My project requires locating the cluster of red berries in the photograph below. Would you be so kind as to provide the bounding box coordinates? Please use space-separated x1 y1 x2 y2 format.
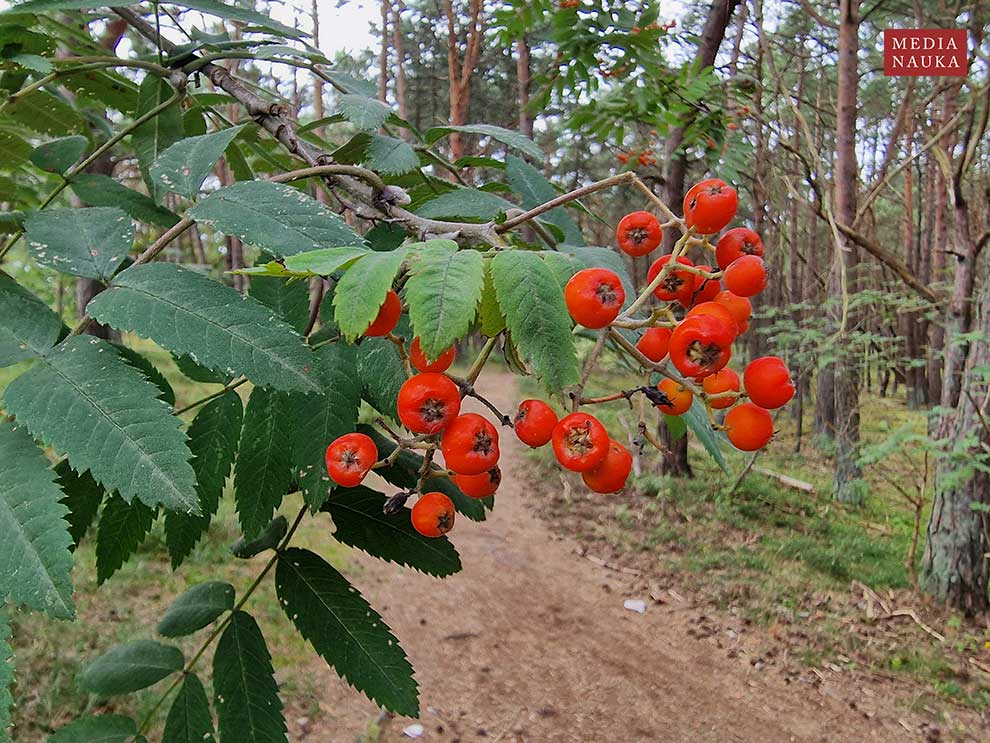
616 150 657 167
562 177 794 453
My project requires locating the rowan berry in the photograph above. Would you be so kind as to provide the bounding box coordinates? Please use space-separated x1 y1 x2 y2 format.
685 301 737 336
411 492 455 537
684 264 721 307
453 466 501 499
441 413 500 475
743 356 795 409
514 399 558 448
724 403 774 451
582 439 633 494
616 211 663 257
551 412 609 472
713 290 752 334
668 314 734 379
409 337 456 373
702 368 740 410
364 289 402 337
723 255 767 298
683 178 738 235
325 432 378 487
636 326 672 362
715 228 764 270
655 377 693 415
397 372 461 434
647 254 695 305
564 268 626 329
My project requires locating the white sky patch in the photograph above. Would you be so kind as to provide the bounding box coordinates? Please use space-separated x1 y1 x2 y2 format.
269 0 379 56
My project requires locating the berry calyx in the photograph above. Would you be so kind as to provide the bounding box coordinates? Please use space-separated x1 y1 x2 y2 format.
582 439 633 494
409 337 456 373
647 254 695 305
616 211 663 257
713 290 752 334
397 372 461 434
440 413 500 475
723 255 767 298
365 290 402 337
551 412 609 472
636 326 672 362
743 356 795 409
684 264 721 307
453 466 501 499
325 432 378 487
724 403 774 451
702 368 740 410
564 268 626 329
683 178 738 235
514 399 558 448
655 378 693 416
715 227 764 270
668 314 734 379
411 492 455 537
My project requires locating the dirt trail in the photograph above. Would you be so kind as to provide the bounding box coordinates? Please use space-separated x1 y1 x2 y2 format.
300 372 916 743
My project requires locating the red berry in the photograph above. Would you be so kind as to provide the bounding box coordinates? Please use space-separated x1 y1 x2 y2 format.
685 301 738 337
702 368 740 410
668 314 734 379
684 264 721 307
409 337 456 373
713 290 752 334
397 372 461 434
453 466 501 499
325 432 378 487
724 403 774 451
551 412 609 472
365 290 402 337
647 254 695 305
715 227 764 270
582 439 633 494
655 378 693 415
743 356 795 409
411 491 455 537
514 399 558 448
616 211 663 257
683 178 738 235
564 268 626 329
636 327 672 362
723 255 767 297
440 413 500 475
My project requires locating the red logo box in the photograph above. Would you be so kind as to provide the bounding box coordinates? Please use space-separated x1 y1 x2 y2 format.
884 29 967 76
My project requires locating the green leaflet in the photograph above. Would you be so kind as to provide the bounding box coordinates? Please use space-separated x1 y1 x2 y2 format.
95 495 155 585
79 640 183 696
23 207 133 281
364 134 419 175
248 273 310 335
68 174 180 229
0 422 74 619
0 270 61 366
150 125 247 198
490 251 579 394
3 336 199 513
157 582 235 638
48 715 139 743
404 241 484 359
275 548 418 716
29 135 87 174
333 248 407 340
477 259 506 337
162 673 216 743
416 188 515 221
6 89 84 136
505 155 584 245
87 263 322 394
54 461 104 549
234 246 369 278
132 76 183 203
355 337 407 421
425 123 543 161
336 93 391 131
213 612 287 743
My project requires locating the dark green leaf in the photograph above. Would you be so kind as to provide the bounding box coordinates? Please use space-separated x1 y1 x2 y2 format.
68 174 180 229
62 69 138 114
683 402 729 473
115 344 175 406
29 135 87 173
48 715 138 743
416 188 515 221
79 640 183 696
163 673 215 743
7 89 83 135
0 421 74 619
24 207 132 281
151 125 247 198
157 582 235 637
491 251 578 394
505 155 583 245
189 181 362 258
404 241 483 359
87 263 322 394
234 388 293 539
132 76 183 202
336 94 391 131
333 249 406 340
231 515 287 558
54 461 104 549
364 134 418 175
173 353 230 384
355 338 406 420
275 548 418 716
0 269 61 365
425 124 542 161
213 612 287 743
166 392 242 568
325 486 461 577
4 336 198 512
662 413 687 441
477 259 505 337
95 495 155 584
0 129 31 166
248 275 310 335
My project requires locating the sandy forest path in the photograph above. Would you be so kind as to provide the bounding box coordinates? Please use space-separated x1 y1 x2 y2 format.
301 371 913 743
